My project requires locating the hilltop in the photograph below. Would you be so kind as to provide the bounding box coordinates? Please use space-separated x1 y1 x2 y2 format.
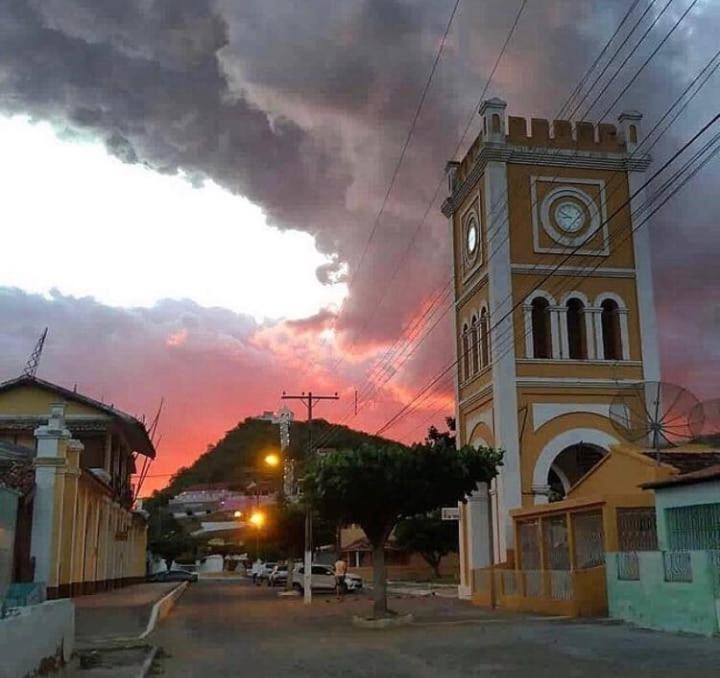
146 416 401 503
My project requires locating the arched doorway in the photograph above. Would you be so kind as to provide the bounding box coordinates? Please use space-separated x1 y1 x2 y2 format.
547 442 607 501
532 429 620 504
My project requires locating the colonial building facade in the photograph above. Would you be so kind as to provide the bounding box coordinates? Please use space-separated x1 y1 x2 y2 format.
442 99 660 597
0 376 154 598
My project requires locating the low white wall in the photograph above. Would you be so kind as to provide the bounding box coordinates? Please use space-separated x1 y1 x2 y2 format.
0 599 74 678
199 555 224 573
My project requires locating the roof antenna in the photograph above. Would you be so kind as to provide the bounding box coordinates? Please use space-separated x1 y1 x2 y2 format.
22 328 48 378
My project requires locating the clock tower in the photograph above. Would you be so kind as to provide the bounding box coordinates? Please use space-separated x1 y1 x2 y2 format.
442 99 659 598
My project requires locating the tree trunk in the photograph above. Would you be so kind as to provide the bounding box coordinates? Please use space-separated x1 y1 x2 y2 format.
285 557 295 591
371 543 387 618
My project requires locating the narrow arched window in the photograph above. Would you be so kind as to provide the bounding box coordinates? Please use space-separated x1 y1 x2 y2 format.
531 298 551 359
480 308 490 367
566 298 586 359
601 299 622 360
461 324 470 381
470 316 479 375
491 113 501 134
629 124 638 144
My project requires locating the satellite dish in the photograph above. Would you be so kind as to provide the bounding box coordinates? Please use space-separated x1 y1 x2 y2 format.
610 381 704 464
689 398 720 442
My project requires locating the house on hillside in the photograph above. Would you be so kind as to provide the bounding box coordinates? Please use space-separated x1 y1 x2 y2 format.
0 375 155 599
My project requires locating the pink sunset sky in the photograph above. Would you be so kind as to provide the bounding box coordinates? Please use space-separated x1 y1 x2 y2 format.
0 1 717 494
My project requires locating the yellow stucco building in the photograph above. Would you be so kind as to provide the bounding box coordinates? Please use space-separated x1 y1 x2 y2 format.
0 376 154 598
442 99 661 598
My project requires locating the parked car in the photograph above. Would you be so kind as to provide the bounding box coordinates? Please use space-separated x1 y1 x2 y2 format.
292 564 362 593
147 568 198 583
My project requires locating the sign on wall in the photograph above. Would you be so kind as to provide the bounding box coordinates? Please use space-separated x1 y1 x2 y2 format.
441 507 460 521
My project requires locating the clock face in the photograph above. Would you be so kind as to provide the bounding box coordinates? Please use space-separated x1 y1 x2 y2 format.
467 219 478 255
554 201 585 232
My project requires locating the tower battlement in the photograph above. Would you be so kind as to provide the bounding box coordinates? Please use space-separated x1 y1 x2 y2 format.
506 116 622 150
449 100 643 189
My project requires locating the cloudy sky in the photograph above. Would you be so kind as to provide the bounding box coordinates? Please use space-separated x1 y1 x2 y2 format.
1 0 718 493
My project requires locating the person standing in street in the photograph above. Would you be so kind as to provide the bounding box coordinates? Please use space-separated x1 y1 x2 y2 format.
251 558 263 585
334 556 347 599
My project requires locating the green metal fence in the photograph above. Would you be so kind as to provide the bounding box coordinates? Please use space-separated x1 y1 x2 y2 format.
665 503 720 551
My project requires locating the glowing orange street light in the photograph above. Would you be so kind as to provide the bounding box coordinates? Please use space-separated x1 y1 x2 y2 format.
264 452 281 468
249 511 265 528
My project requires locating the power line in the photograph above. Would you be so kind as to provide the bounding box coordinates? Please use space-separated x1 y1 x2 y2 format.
375 113 720 436
348 0 462 290
313 0 529 443
327 0 652 434
315 0 696 447
370 0 702 416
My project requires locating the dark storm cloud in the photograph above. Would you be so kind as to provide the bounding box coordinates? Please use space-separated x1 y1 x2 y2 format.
0 0 349 231
0 0 718 406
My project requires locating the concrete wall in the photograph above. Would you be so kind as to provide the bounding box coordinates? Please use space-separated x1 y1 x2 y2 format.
0 487 19 597
0 599 74 678
607 550 720 636
654 481 720 550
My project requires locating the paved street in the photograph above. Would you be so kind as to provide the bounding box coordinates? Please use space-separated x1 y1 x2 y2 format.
149 580 720 677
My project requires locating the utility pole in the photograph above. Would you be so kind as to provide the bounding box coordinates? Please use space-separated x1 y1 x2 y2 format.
281 390 339 604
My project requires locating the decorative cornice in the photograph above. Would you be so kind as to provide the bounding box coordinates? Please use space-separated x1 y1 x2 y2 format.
456 270 489 309
442 142 651 217
511 264 636 279
458 382 494 408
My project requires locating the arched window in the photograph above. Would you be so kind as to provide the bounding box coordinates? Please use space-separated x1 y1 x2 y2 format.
470 316 479 375
566 298 587 359
629 124 638 144
531 298 551 359
461 324 470 381
480 307 490 368
491 113 501 134
601 299 622 360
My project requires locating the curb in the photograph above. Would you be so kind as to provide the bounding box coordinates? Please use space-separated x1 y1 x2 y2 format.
136 645 159 678
138 582 189 640
353 613 414 629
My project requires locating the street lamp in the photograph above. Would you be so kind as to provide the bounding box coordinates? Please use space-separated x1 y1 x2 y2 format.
264 452 281 468
233 510 243 519
249 510 265 560
249 510 265 528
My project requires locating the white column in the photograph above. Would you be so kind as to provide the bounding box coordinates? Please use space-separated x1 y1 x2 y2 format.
523 305 533 358
627 170 660 380
619 309 631 360
550 307 562 359
462 486 492 597
584 309 596 359
485 160 520 560
555 306 568 359
592 307 605 359
531 483 551 505
457 502 469 598
31 404 72 589
448 212 463 443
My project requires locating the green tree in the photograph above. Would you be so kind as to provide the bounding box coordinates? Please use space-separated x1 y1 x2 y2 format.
394 510 458 579
304 438 502 618
148 512 197 570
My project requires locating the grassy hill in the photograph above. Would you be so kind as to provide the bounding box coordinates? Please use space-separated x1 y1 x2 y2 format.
146 416 399 505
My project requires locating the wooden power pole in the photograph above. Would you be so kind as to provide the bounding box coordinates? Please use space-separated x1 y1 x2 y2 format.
281 390 339 604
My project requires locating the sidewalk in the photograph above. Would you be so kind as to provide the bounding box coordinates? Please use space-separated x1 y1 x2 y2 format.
74 582 179 648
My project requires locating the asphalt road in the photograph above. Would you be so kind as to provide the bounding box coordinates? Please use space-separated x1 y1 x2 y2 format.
150 579 720 677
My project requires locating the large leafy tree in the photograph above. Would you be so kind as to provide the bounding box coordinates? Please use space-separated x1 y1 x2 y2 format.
394 510 458 579
148 512 197 570
304 437 502 618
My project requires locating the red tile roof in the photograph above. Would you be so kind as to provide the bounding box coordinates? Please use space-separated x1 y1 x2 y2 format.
642 464 720 490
